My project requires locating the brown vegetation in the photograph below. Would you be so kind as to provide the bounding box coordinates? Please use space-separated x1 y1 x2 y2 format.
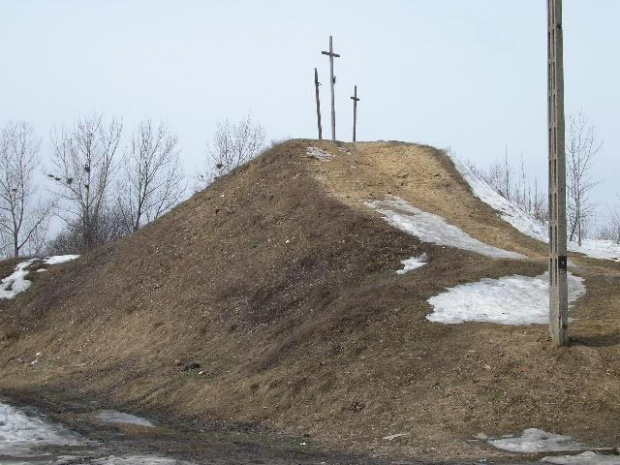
1 141 620 462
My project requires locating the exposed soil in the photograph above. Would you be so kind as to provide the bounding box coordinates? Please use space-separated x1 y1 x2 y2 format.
1 140 620 463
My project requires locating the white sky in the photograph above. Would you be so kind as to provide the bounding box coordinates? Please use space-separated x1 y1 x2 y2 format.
1 1 619 224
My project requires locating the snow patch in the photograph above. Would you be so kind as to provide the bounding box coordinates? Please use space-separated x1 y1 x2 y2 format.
0 402 83 456
0 260 35 299
542 451 620 464
452 157 620 262
489 428 583 453
43 254 80 265
0 255 80 300
397 254 427 274
73 455 192 464
427 272 586 325
306 146 334 161
97 410 155 428
367 197 525 260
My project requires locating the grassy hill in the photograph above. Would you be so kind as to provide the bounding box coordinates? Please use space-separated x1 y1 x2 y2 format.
1 140 620 461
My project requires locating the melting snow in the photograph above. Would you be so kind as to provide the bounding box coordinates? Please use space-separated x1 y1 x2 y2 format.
97 410 155 428
367 197 526 260
43 255 80 265
489 428 583 453
427 272 586 325
306 146 334 161
452 157 620 262
383 433 409 441
542 451 620 464
396 254 427 274
0 255 80 300
0 259 36 299
71 456 192 464
0 402 83 456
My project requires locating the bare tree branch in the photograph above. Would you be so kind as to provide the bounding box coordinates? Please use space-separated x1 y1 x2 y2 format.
200 115 265 186
117 119 186 233
0 121 54 257
49 115 122 251
567 111 602 246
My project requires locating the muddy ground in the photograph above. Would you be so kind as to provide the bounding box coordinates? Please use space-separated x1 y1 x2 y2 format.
1 390 539 465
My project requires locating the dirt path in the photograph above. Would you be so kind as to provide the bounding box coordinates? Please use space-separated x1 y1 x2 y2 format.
2 391 387 465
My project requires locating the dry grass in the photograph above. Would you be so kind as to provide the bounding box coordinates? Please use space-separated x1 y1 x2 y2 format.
0 140 620 462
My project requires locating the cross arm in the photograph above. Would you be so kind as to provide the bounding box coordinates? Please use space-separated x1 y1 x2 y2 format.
321 51 341 58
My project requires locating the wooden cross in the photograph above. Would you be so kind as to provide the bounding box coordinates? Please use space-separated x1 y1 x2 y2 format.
314 68 323 140
350 85 360 142
321 35 340 141
548 0 568 345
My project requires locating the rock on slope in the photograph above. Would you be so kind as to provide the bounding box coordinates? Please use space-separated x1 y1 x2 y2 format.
1 140 620 462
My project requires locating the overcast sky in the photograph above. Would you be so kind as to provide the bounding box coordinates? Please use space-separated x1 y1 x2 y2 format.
1 1 619 224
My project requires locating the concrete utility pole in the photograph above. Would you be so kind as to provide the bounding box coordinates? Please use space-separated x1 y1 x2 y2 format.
321 36 340 141
350 85 360 142
314 68 323 140
548 0 569 345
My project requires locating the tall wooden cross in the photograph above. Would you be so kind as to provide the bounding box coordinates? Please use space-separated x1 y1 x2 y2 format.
350 85 360 142
548 0 569 345
314 68 323 140
321 36 340 141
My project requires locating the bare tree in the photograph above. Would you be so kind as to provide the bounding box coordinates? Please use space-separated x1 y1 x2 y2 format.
205 115 265 182
46 206 126 255
0 122 54 258
465 153 547 222
596 196 620 244
567 112 602 246
117 120 185 233
50 115 122 252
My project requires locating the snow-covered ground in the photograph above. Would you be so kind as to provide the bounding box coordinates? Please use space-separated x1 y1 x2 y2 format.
367 197 526 260
0 259 36 299
56 456 192 464
306 146 334 161
427 271 586 325
0 402 192 464
452 157 620 262
542 451 620 464
43 255 80 266
489 428 583 453
0 255 79 300
0 402 84 456
97 410 155 428
396 253 427 274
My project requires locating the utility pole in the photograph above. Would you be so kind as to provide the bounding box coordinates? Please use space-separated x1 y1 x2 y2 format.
321 36 340 141
350 85 360 142
548 0 569 345
314 68 323 140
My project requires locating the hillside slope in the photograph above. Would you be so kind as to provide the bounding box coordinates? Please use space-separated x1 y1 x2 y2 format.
1 140 620 461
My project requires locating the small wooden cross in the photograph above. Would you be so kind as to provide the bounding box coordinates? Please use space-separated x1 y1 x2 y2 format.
314 68 323 140
321 36 340 141
350 85 360 142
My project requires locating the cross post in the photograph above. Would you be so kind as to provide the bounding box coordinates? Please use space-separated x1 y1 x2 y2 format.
350 85 360 142
321 35 340 141
314 68 323 140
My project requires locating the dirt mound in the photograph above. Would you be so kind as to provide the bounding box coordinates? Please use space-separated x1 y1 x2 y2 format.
1 140 620 462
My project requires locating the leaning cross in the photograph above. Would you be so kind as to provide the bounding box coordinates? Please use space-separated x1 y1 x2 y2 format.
321 36 340 141
314 68 323 140
350 85 360 142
